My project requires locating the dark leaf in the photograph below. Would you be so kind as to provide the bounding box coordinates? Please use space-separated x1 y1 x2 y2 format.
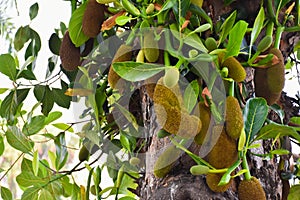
29 3 39 20
49 33 61 55
52 88 71 109
14 25 31 51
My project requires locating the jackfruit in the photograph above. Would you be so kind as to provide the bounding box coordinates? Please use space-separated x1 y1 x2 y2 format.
129 157 140 166
79 145 90 162
163 68 180 88
82 0 105 38
206 173 232 193
59 31 81 71
143 30 159 63
222 56 246 82
225 96 243 140
153 145 182 178
146 3 155 14
190 165 210 175
205 37 218 52
238 177 266 200
81 38 94 57
108 44 132 89
194 102 211 145
207 126 238 169
136 49 144 62
267 48 285 93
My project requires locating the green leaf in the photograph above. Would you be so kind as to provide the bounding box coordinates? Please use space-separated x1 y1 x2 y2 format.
29 3 39 20
68 1 89 47
21 158 34 173
256 123 300 142
33 85 46 101
16 171 46 187
288 184 300 200
52 123 74 132
52 88 71 108
115 16 132 26
32 150 39 176
1 186 13 200
6 126 34 153
0 88 8 94
113 61 167 82
18 69 37 80
41 86 54 116
44 111 62 125
120 131 136 152
219 11 236 44
290 117 300 131
14 25 31 51
0 54 17 80
184 80 199 113
49 33 61 55
270 149 290 155
243 97 268 143
225 20 248 58
25 28 41 58
119 197 136 200
0 136 4 156
54 132 69 170
21 187 39 200
249 6 265 56
23 115 46 136
39 188 54 200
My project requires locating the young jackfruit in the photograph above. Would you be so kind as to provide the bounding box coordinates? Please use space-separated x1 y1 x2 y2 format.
221 56 246 82
108 44 132 89
205 37 218 52
143 30 159 63
206 173 232 193
153 145 182 178
59 31 81 71
79 145 90 162
163 68 180 88
194 102 211 145
82 0 105 38
238 177 266 200
225 96 243 140
207 126 238 169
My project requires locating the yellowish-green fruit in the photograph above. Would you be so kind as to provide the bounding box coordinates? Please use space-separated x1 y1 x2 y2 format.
205 37 218 52
222 56 246 82
225 96 243 140
190 165 210 175
206 173 232 193
238 177 266 200
267 48 285 93
207 126 238 169
82 0 105 38
79 145 90 162
143 30 159 63
194 102 211 145
129 157 141 166
136 49 144 62
59 31 81 71
163 68 180 88
146 3 155 14
153 145 182 178
108 44 132 89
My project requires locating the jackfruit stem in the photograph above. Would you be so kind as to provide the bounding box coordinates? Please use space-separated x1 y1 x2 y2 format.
228 81 235 97
242 155 251 180
266 22 274 38
248 51 260 65
175 57 185 69
274 26 284 49
164 51 170 66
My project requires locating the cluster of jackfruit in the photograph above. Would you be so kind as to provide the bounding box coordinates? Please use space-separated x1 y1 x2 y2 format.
107 44 132 89
238 177 266 200
82 0 105 38
59 31 81 71
218 53 246 82
254 48 285 105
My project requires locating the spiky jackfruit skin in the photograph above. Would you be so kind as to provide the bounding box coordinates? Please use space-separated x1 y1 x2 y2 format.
222 56 246 82
238 177 266 200
207 126 238 169
267 48 285 93
153 79 202 138
225 96 243 140
194 102 211 145
153 145 182 178
206 173 232 193
108 45 132 89
82 0 105 38
254 48 284 105
143 30 159 63
59 31 81 71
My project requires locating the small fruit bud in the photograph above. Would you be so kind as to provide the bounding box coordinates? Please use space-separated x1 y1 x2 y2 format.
205 37 218 52
129 157 141 166
163 68 180 88
146 3 155 14
190 165 210 175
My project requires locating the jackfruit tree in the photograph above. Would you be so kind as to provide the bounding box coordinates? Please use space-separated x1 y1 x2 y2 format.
0 0 300 199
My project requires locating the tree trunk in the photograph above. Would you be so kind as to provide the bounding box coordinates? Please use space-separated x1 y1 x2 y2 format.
134 1 300 199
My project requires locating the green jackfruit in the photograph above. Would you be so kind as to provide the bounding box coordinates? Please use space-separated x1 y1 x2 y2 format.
82 0 105 38
205 37 218 52
207 126 238 169
163 68 180 88
79 145 90 162
238 177 266 200
206 173 232 193
59 31 81 71
108 44 132 89
225 96 243 140
143 30 159 63
153 145 182 178
267 48 285 93
194 102 211 145
222 56 246 82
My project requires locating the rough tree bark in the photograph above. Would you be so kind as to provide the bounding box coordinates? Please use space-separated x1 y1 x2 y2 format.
135 0 300 199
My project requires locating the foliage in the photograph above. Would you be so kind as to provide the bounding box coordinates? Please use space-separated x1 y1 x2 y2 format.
0 0 300 199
